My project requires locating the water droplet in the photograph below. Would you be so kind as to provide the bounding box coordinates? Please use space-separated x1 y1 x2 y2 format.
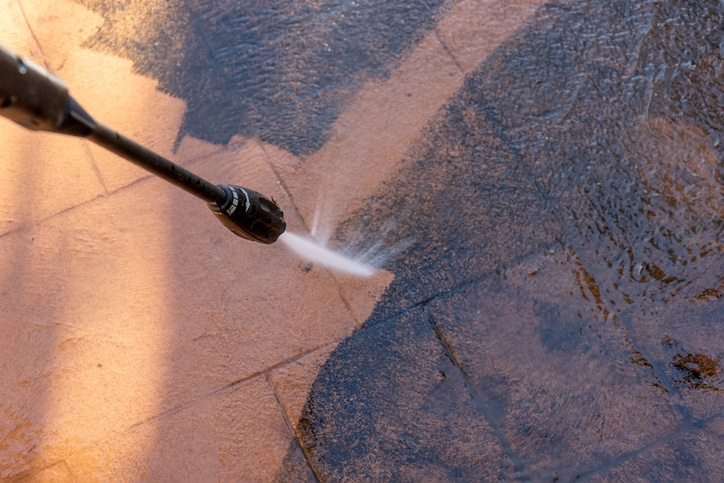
16 58 28 74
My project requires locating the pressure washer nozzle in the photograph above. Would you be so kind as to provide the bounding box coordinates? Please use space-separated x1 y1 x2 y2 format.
208 184 286 244
0 44 285 245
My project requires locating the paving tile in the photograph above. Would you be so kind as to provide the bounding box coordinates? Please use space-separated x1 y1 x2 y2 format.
260 0 553 242
0 140 360 478
335 82 562 319
437 0 723 451
268 345 338 435
454 0 724 452
297 306 515 481
0 174 176 478
335 268 396 327
621 295 724 422
467 1 657 257
281 0 724 479
140 377 296 482
2 0 220 232
586 416 724 482
0 2 106 235
263 28 465 237
15 0 104 71
273 441 318 483
471 1 722 312
5 0 722 479
427 248 683 480
0 121 106 236
74 0 449 156
38 376 296 481
19 0 215 193
157 144 367 403
1 0 42 56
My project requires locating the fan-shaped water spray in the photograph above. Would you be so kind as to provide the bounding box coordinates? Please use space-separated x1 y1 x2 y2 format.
279 232 377 277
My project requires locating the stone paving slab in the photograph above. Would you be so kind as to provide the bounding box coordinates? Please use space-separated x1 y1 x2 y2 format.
0 0 105 236
298 305 515 481
428 248 684 480
34 376 295 481
0 120 105 236
294 0 723 479
2 0 722 480
1 0 399 479
0 135 384 478
587 417 724 482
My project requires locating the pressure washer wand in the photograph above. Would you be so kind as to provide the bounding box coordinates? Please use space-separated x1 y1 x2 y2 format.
0 45 285 244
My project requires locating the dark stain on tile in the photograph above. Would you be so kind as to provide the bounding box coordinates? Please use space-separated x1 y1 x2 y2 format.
672 353 722 391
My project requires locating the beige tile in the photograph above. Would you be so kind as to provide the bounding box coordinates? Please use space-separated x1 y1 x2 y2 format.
0 140 361 478
19 0 195 193
155 142 364 408
0 0 551 479
0 2 106 235
0 177 176 478
0 121 106 236
37 376 295 481
264 30 465 233
269 345 338 432
277 0 549 231
1 0 42 57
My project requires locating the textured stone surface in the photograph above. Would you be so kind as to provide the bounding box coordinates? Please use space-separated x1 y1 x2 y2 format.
1 0 722 480
296 0 723 479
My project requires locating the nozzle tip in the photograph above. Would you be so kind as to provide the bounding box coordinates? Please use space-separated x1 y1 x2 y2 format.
208 184 286 244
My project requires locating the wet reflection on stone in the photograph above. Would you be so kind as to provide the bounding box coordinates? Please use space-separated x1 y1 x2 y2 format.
623 117 723 294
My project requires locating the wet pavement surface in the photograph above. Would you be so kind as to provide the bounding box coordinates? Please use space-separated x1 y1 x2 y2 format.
294 1 724 479
77 0 446 155
1 0 723 481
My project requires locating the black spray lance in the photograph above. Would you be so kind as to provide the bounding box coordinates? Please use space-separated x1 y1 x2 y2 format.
0 45 286 244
